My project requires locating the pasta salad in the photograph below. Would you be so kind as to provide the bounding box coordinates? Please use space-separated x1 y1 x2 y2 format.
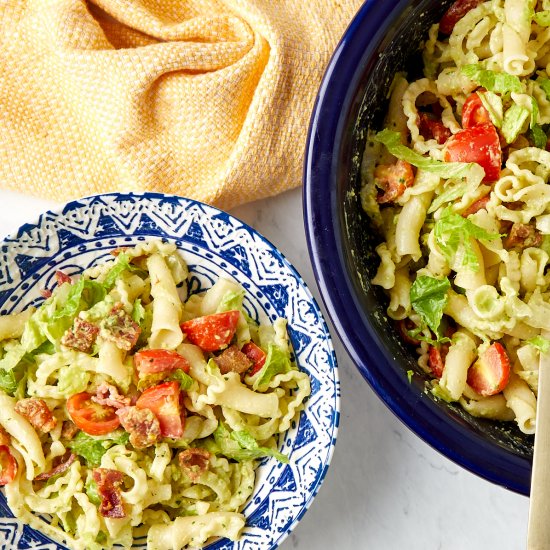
0 240 310 549
362 0 550 435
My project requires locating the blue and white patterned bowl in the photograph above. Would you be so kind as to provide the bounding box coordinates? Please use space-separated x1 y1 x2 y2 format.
0 192 339 549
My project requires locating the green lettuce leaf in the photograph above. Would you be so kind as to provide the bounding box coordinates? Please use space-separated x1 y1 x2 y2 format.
131 298 145 324
478 90 503 127
210 422 288 463
252 344 291 390
538 77 550 101
53 277 106 321
84 478 101 505
410 276 450 337
433 207 501 271
461 65 522 94
102 253 139 291
169 369 196 391
530 97 547 149
502 103 530 144
374 130 476 179
534 10 550 25
67 431 129 466
216 289 245 313
428 182 467 213
527 336 550 354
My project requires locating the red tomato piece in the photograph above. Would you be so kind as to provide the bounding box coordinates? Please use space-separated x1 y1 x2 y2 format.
467 343 511 397
461 195 490 217
439 0 485 34
66 392 121 436
443 124 502 182
418 112 452 144
374 159 415 204
134 349 190 376
181 311 241 352
0 446 17 485
241 342 267 375
461 92 491 128
136 381 183 439
428 346 445 379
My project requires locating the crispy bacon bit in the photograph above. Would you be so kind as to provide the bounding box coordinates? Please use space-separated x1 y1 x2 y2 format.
55 271 72 286
0 426 10 446
101 304 141 351
40 289 53 299
34 452 76 481
116 406 160 449
418 112 452 144
92 468 125 518
61 317 100 353
178 448 211 482
61 420 79 440
503 223 542 250
14 398 57 433
374 160 415 204
461 195 490 217
214 345 252 375
428 345 447 378
396 319 421 346
92 383 131 410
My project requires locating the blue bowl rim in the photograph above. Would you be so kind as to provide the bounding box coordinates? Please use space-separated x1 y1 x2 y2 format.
303 0 532 496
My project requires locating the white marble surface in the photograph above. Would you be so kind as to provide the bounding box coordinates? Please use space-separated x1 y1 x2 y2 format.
0 187 529 549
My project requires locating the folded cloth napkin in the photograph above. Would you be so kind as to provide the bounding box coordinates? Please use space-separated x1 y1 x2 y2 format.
0 0 363 209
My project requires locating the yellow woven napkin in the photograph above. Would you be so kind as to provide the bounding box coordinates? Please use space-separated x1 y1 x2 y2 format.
0 0 363 209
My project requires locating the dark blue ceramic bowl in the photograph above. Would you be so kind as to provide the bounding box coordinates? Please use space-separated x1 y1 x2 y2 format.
303 0 532 495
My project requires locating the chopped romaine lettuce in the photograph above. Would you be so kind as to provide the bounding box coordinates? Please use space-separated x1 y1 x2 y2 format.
216 289 245 313
57 364 90 396
374 130 476 180
534 10 550 26
527 336 550 354
252 344 291 390
410 276 450 337
433 207 501 271
502 103 530 144
67 431 129 466
461 65 522 94
209 422 288 463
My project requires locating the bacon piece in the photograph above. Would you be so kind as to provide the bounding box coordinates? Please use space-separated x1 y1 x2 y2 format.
116 406 161 449
61 420 79 440
56 271 72 286
503 223 542 250
92 468 125 518
14 398 57 433
34 452 76 481
396 319 421 346
110 247 129 257
61 317 100 353
92 383 131 410
0 426 10 446
418 112 451 144
214 345 252 375
439 0 485 35
101 304 141 351
461 195 490 217
178 448 211 482
40 289 53 299
374 160 415 204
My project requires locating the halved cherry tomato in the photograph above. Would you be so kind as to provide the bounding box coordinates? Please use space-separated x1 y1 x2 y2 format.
181 311 241 352
241 342 267 375
461 92 491 128
443 124 502 182
66 392 121 436
439 0 485 35
136 381 183 438
418 112 452 144
134 349 190 376
466 342 511 396
374 159 415 204
0 446 17 485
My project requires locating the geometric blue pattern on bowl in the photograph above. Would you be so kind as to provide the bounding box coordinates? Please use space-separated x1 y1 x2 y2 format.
0 192 339 549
